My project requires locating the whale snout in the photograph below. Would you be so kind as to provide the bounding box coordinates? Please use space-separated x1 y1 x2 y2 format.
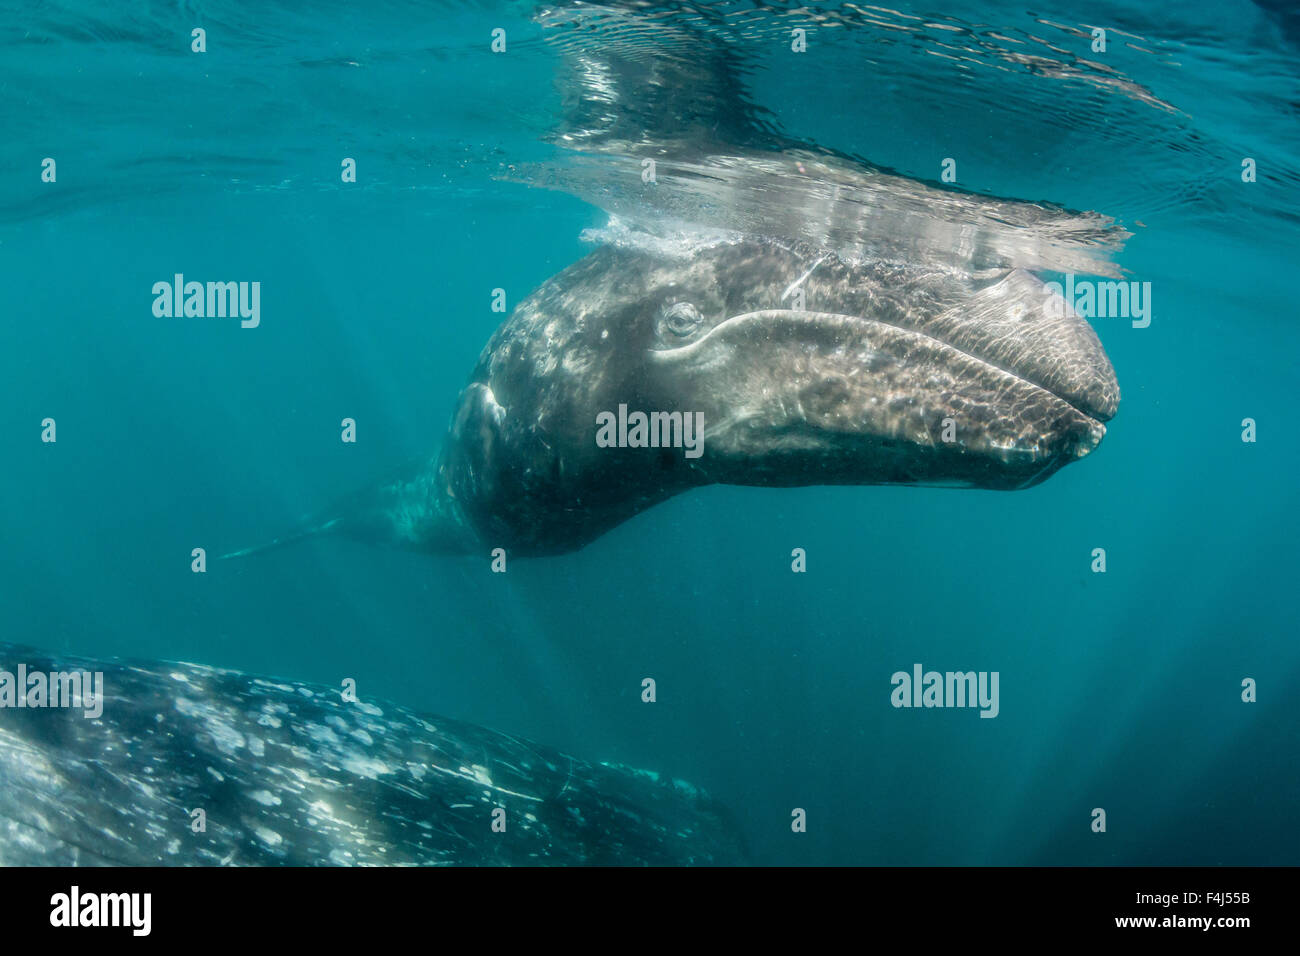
648 271 1118 490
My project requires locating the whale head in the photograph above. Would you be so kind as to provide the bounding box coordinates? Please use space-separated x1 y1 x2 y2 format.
438 238 1119 555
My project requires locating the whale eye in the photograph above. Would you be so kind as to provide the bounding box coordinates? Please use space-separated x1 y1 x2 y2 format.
661 301 704 337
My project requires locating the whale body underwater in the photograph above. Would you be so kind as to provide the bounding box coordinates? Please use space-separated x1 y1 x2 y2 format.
226 236 1121 561
0 644 746 865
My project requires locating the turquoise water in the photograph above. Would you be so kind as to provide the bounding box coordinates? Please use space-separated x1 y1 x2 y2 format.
2 0 1297 865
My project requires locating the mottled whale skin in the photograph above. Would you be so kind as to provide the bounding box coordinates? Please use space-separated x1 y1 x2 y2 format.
0 644 746 866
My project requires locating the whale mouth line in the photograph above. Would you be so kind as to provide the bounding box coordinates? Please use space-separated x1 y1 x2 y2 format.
649 307 1110 430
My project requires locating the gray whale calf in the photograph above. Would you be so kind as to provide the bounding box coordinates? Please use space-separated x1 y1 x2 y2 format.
0 644 746 865
228 239 1120 559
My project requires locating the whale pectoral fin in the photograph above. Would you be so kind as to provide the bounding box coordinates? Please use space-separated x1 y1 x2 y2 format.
217 517 340 560
222 444 484 561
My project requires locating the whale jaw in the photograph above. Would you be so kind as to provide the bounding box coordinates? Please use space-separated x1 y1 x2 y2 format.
648 297 1115 492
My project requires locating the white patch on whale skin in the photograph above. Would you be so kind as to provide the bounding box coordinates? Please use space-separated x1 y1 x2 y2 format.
306 723 342 747
252 826 283 847
257 701 287 728
479 386 506 428
252 679 296 693
134 780 158 801
249 789 281 807
0 731 62 788
205 720 245 754
174 696 246 754
341 755 393 779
